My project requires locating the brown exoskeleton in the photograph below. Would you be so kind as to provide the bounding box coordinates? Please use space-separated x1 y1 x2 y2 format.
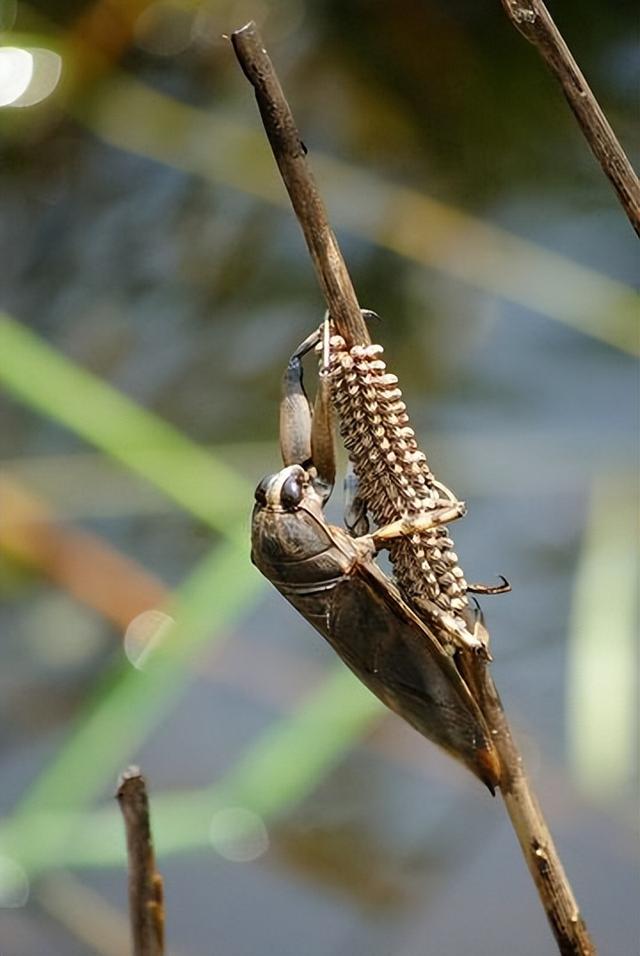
251 318 502 791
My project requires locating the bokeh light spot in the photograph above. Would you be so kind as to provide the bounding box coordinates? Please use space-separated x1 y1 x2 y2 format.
0 46 62 108
209 807 269 863
124 609 175 670
0 47 33 106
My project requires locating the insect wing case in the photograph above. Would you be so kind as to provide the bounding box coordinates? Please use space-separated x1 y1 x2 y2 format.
251 502 500 790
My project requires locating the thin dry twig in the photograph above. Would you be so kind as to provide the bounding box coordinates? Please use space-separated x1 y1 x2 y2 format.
460 656 596 956
116 767 165 956
500 0 640 237
231 21 597 956
231 24 370 348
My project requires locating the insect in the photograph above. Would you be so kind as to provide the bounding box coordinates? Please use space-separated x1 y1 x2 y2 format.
251 316 503 791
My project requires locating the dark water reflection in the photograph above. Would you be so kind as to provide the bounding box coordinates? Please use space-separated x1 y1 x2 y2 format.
1 2 638 954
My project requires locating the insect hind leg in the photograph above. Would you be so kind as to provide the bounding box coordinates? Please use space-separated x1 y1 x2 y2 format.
467 575 511 595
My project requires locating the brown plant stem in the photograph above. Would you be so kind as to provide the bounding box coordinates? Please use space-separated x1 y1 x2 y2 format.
231 21 597 956
500 0 640 237
231 23 370 348
116 767 165 956
460 655 596 955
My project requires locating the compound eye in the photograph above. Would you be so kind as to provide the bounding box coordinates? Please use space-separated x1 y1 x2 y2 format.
254 475 272 506
280 472 304 510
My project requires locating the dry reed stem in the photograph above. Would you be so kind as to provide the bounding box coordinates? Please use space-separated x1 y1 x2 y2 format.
231 21 597 955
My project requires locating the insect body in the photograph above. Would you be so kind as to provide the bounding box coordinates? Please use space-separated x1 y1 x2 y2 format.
252 465 500 790
251 324 502 791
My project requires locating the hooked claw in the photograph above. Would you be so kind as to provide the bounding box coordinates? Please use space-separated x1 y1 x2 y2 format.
279 308 384 503
280 318 335 502
280 355 313 470
467 574 511 596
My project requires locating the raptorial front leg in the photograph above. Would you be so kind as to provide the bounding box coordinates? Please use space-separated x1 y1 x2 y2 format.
279 323 324 468
281 308 380 497
312 307 382 502
279 354 313 468
309 318 336 500
279 319 335 501
344 462 369 537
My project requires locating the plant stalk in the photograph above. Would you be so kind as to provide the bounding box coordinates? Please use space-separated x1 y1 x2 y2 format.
230 21 597 955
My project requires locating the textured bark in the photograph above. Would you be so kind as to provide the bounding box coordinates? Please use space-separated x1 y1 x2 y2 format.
501 0 640 236
117 768 164 956
231 22 371 347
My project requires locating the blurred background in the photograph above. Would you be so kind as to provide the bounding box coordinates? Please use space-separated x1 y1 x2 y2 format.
0 1 638 954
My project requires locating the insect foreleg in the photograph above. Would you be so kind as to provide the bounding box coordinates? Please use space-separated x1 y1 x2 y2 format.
279 319 328 468
280 318 336 500
280 354 313 468
281 308 382 492
310 369 335 500
344 462 369 537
